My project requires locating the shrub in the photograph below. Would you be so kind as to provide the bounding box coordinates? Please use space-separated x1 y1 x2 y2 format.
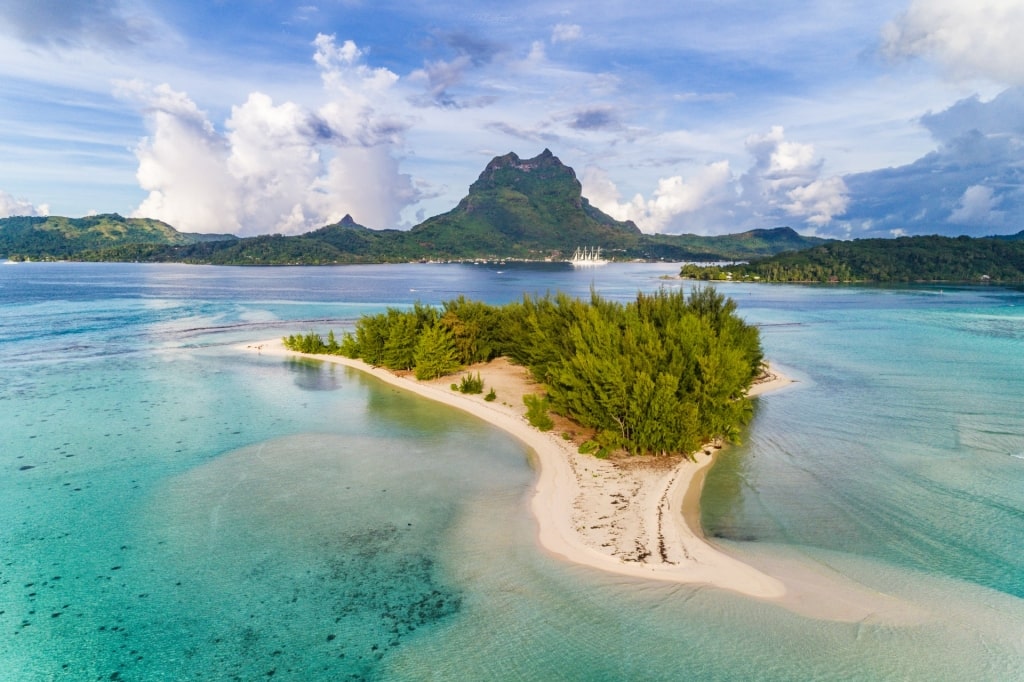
458 372 484 394
484 388 497 402
523 394 554 431
283 331 327 354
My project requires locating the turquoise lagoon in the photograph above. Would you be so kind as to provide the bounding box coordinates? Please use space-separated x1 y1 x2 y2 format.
2 262 1023 680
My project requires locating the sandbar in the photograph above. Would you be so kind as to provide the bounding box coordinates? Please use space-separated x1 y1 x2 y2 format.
252 341 928 622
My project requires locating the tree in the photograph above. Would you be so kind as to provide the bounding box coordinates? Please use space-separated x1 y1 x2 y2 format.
382 311 420 370
413 324 461 380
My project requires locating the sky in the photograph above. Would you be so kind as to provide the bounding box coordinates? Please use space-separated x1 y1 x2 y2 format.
1 0 1022 239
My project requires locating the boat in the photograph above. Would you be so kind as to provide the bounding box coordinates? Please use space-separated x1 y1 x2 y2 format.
569 246 608 267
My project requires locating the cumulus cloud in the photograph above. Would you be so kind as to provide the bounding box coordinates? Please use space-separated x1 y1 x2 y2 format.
838 87 1024 237
740 126 848 227
882 0 1024 85
949 185 1003 225
119 35 418 235
0 0 158 50
583 127 847 234
116 81 240 233
0 190 49 218
783 177 850 226
584 162 736 233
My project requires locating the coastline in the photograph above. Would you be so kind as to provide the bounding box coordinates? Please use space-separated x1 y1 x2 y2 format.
257 340 789 598
252 341 930 622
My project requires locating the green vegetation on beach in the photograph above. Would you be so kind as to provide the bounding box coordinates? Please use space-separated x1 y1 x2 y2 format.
284 287 762 458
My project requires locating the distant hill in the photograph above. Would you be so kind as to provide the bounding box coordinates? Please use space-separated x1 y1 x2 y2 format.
682 234 1024 283
0 214 235 261
1 151 830 264
636 226 827 261
992 229 1024 242
129 215 403 265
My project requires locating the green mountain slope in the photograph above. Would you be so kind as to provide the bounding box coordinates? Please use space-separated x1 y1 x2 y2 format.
124 215 398 265
637 226 827 261
0 214 235 260
407 149 641 259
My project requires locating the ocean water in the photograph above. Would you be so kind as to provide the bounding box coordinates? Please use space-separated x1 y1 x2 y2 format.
2 262 1023 681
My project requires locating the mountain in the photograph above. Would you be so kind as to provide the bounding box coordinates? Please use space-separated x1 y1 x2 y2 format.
407 149 641 259
1 152 829 264
0 213 235 260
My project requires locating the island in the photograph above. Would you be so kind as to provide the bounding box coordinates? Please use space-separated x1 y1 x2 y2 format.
680 233 1024 283
1 150 825 264
266 287 932 623
275 287 789 592
268 284 778 593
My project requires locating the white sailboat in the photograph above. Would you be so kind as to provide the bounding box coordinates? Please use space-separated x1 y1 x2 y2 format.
569 246 608 267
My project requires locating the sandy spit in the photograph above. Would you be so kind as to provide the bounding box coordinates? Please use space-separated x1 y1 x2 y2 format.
249 341 929 622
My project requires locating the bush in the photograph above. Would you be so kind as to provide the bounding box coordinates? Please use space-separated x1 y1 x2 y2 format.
523 394 554 431
283 331 327 354
484 388 497 402
458 372 484 394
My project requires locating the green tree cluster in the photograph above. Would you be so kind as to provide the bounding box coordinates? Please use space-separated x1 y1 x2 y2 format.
501 287 761 456
283 286 762 457
282 331 334 354
681 235 1024 283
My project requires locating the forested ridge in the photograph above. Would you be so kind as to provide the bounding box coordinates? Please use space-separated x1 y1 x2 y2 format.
680 233 1024 283
284 287 763 458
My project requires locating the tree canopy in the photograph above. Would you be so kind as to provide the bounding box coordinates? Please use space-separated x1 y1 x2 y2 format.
284 287 762 457
681 234 1024 283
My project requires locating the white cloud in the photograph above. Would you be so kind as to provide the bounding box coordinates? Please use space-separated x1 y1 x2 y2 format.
584 161 735 233
837 87 1024 237
583 126 848 234
0 189 49 218
783 177 849 226
949 184 1002 225
118 81 241 234
744 126 820 190
551 23 582 44
118 35 417 235
883 0 1024 85
739 126 847 229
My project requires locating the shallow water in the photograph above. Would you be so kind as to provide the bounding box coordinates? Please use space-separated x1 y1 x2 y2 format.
2 263 1023 680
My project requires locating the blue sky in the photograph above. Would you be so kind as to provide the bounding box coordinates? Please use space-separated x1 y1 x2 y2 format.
0 0 1021 238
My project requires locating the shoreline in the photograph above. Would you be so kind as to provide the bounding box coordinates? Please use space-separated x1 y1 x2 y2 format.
251 341 930 622
258 340 788 598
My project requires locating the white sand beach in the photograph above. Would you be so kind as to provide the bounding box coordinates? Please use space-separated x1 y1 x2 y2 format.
253 341 927 623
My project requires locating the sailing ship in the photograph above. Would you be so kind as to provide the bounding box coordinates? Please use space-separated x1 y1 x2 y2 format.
569 246 608 267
